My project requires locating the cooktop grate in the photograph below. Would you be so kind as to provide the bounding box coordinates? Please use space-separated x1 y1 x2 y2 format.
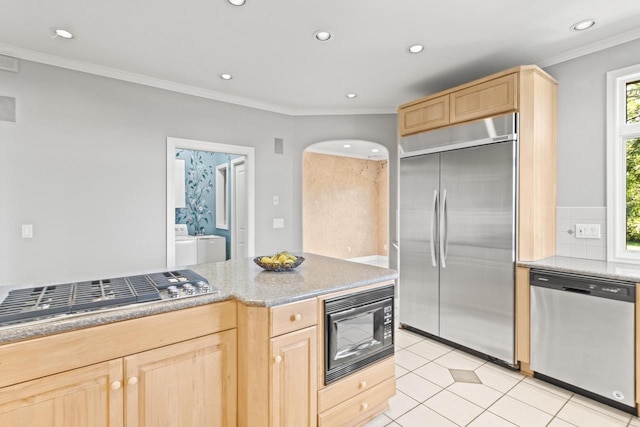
71 278 138 312
0 269 209 326
0 284 74 325
148 270 209 290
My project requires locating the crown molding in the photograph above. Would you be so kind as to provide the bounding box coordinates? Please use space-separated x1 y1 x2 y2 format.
0 42 396 117
536 27 640 68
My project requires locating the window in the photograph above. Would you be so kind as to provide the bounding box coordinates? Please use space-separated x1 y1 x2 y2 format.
607 64 640 263
216 164 229 229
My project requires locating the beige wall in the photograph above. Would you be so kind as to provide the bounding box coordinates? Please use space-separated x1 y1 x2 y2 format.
303 152 388 259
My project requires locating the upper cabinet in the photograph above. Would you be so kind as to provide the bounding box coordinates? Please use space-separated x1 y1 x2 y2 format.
449 73 517 124
398 94 449 135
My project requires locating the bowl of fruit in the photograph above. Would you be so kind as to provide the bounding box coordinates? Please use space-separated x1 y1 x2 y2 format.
254 252 305 272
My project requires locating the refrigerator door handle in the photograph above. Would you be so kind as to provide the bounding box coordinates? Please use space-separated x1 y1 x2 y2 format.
430 190 438 267
440 189 448 268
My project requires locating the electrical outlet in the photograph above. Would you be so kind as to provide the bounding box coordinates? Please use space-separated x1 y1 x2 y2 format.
273 218 284 228
575 223 601 239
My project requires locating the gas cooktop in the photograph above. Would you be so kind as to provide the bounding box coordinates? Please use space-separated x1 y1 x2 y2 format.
0 269 217 327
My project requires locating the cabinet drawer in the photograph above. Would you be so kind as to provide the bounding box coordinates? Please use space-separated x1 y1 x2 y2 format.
270 299 317 337
318 377 396 427
318 357 394 413
450 73 517 124
399 94 450 136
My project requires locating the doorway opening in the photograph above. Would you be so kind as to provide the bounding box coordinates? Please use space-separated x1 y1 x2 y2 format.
302 140 389 268
166 137 255 268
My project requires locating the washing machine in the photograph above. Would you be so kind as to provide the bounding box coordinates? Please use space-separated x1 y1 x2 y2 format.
174 224 197 266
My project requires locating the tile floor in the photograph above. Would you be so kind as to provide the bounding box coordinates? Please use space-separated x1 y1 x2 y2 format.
364 327 640 427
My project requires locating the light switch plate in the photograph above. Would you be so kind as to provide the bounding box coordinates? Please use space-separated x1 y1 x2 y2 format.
273 218 284 228
22 224 33 239
273 196 279 205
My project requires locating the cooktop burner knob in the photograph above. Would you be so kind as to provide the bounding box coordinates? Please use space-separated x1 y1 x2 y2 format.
196 281 210 292
183 283 195 295
167 285 179 298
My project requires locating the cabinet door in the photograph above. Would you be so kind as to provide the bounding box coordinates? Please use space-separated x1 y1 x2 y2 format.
0 359 123 427
399 94 450 136
124 330 237 427
450 73 517 124
270 326 317 427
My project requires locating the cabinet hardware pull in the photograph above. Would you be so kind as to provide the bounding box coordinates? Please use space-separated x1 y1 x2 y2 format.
274 355 282 363
291 313 302 321
360 402 368 411
110 381 122 390
128 377 138 386
359 381 367 389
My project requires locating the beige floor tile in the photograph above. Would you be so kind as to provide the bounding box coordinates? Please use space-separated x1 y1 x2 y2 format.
384 390 419 420
387 423 401 427
394 349 429 371
405 340 452 360
396 372 442 403
568 394 633 423
447 382 503 409
488 395 553 427
395 405 457 427
630 416 640 427
507 381 569 415
395 363 409 379
547 418 577 426
521 376 572 399
451 349 486 366
395 330 423 349
363 412 393 427
467 411 517 426
396 328 426 341
413 362 455 388
556 401 629 427
424 390 484 426
433 350 484 370
474 365 521 393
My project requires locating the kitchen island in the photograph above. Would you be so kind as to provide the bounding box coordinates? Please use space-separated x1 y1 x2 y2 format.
0 253 398 426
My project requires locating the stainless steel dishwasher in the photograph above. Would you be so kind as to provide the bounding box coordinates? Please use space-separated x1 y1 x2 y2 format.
530 269 636 413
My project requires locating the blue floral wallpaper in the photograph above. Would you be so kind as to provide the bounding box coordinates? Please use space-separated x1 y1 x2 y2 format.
175 149 240 259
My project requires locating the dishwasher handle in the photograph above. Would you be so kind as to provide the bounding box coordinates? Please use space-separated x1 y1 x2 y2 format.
562 287 591 295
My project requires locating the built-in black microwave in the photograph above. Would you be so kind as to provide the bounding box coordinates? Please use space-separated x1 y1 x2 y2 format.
324 285 394 384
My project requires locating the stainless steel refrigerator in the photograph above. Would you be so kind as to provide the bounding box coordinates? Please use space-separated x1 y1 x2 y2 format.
399 114 517 365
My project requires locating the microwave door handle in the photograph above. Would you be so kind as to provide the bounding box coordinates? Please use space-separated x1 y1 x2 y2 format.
440 189 447 269
430 190 438 267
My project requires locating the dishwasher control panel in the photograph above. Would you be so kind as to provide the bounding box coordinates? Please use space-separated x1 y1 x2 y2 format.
530 270 636 302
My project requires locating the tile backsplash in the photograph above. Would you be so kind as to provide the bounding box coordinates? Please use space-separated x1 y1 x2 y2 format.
556 207 606 261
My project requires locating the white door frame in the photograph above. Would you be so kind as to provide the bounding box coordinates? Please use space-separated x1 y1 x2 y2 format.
166 137 255 268
230 156 246 259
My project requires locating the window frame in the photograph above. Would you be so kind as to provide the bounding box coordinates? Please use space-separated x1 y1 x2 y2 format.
215 163 229 230
606 64 640 263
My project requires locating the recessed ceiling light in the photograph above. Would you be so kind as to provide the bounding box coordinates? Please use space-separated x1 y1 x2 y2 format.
314 31 332 41
220 73 233 80
372 149 380 153
51 28 74 39
227 0 246 5
571 19 596 31
346 93 357 99
343 144 352 148
408 44 424 54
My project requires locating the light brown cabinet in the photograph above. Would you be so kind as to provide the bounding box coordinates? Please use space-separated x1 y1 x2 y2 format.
398 94 450 135
0 302 237 427
238 299 319 427
270 326 317 427
0 359 123 427
449 73 517 124
125 330 237 427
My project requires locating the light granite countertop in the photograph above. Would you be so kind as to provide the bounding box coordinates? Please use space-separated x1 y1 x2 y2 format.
0 253 397 344
518 256 640 283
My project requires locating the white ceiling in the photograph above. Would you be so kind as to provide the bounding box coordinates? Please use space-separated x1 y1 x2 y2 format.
1 0 639 115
